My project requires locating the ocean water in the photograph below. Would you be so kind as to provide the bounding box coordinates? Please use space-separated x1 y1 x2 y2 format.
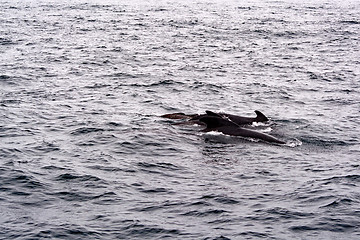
1 0 359 239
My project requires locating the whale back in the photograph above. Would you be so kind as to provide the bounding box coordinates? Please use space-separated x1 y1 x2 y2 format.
198 115 238 130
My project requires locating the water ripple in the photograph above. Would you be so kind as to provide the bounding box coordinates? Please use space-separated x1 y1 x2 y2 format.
1 1 359 239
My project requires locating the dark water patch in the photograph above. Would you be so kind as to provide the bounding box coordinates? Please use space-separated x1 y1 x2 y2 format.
204 235 232 240
32 224 102 240
188 200 212 207
75 133 118 146
18 195 55 207
265 207 314 219
298 194 337 205
55 173 102 182
0 37 15 45
51 190 111 202
130 204 163 212
322 174 360 186
33 141 61 153
182 209 228 217
0 148 23 159
0 74 11 80
151 7 169 12
87 165 136 173
340 20 360 25
149 79 184 87
91 191 119 205
41 165 70 171
1 1 360 239
121 222 182 239
3 170 45 190
84 83 112 89
127 79 184 88
273 30 306 39
235 173 256 180
200 194 240 205
137 161 182 171
107 121 124 127
0 75 20 86
290 217 359 233
70 127 106 135
105 72 140 80
238 231 269 238
130 200 185 213
0 99 22 105
10 190 31 196
137 186 173 194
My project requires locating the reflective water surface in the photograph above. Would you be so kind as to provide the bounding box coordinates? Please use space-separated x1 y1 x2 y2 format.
1 0 359 239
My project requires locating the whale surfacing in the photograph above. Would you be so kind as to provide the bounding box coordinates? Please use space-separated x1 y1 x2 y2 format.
161 110 269 126
161 109 285 144
198 115 285 144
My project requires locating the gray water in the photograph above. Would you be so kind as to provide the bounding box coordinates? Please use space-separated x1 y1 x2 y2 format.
1 0 360 239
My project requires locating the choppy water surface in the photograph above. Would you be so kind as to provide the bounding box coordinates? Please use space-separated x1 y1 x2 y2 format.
1 0 359 239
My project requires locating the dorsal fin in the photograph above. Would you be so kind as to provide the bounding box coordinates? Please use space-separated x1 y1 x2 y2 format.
205 110 222 118
254 110 269 122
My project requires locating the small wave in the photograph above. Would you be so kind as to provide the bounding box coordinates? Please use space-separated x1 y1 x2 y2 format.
200 194 240 205
0 74 11 80
290 217 358 233
51 190 111 202
340 20 360 25
138 187 172 194
0 75 20 86
55 173 102 182
0 38 15 45
190 81 226 92
127 79 184 88
323 174 360 184
33 141 60 153
87 165 136 173
70 127 105 135
239 231 269 238
0 148 24 159
107 121 124 127
41 165 69 171
266 207 314 219
84 83 112 89
106 72 140 80
0 99 22 105
1 170 46 201
182 209 228 217
122 222 182 238
204 236 232 240
320 198 353 208
32 224 102 239
137 161 181 171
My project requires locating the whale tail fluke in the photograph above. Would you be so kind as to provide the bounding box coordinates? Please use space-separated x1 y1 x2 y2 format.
254 110 269 122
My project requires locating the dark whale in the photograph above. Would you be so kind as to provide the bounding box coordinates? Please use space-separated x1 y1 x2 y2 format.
200 110 268 125
160 112 198 120
161 110 268 125
198 114 285 144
